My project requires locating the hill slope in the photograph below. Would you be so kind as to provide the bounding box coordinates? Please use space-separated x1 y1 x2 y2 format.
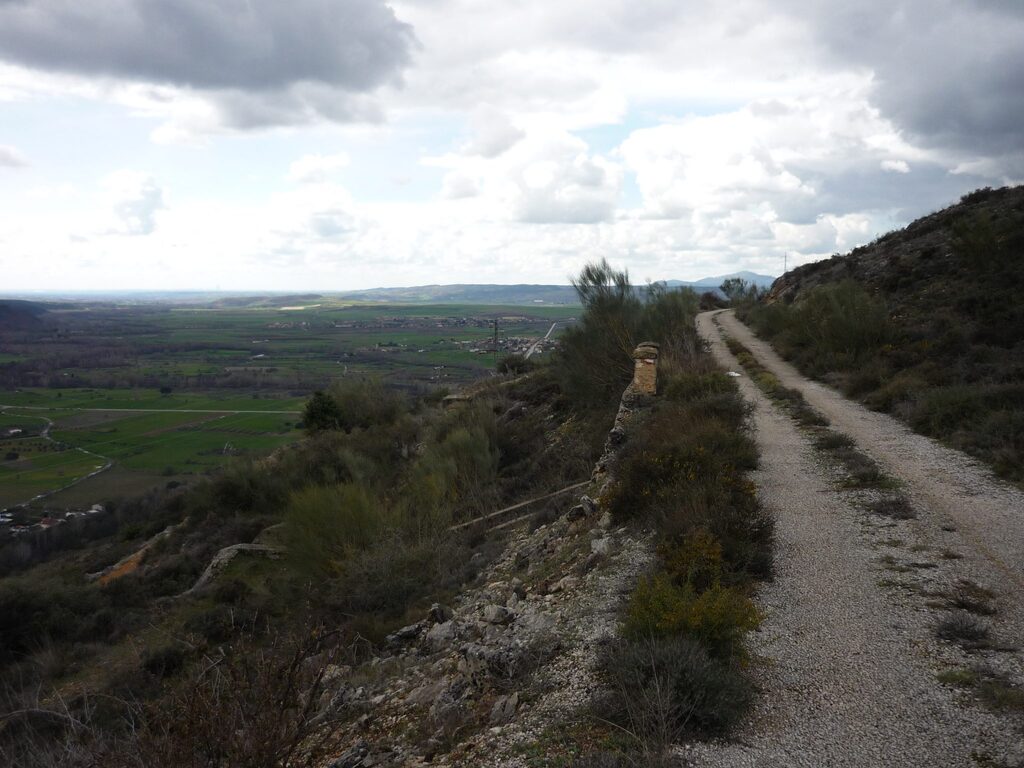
748 185 1024 481
0 300 47 330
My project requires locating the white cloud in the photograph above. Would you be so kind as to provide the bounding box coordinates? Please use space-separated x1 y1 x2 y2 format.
101 170 165 236
0 0 414 138
881 159 910 174
287 153 351 184
440 172 479 199
513 144 621 224
463 105 525 157
0 144 27 168
2 0 1021 291
428 128 622 224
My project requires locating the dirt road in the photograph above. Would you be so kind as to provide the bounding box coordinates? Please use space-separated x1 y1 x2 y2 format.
714 309 1024 599
687 310 1023 767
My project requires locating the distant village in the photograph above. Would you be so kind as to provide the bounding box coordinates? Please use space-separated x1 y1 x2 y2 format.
0 503 106 538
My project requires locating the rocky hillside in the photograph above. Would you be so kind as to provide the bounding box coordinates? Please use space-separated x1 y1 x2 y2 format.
749 185 1024 481
769 185 1024 346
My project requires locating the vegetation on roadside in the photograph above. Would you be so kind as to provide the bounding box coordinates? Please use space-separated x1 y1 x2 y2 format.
557 260 700 410
555 263 772 759
0 260 771 765
0 344 609 765
740 186 1024 482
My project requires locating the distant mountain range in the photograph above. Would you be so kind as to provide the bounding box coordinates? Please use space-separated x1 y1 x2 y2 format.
335 271 777 305
1 272 777 309
665 271 777 291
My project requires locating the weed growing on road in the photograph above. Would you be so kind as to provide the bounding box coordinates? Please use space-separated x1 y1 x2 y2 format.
866 495 916 520
936 611 992 650
723 335 899 491
937 666 1024 715
948 580 998 616
977 676 1024 713
937 667 979 687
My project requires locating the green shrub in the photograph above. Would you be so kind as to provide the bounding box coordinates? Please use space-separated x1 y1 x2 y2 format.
285 483 389 578
403 422 500 523
936 611 991 650
952 212 1007 271
746 281 890 375
558 260 643 409
557 260 700 411
187 462 290 517
302 390 344 432
0 580 105 655
328 530 471 619
604 397 770 583
303 378 406 434
607 409 757 519
662 372 733 403
661 529 723 593
622 575 759 660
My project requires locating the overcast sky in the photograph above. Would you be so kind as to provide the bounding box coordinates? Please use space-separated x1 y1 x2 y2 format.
1 0 1022 291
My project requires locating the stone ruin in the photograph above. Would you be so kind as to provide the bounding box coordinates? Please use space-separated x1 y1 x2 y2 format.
631 341 659 395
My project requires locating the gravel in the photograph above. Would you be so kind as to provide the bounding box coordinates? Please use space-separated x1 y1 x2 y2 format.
714 309 1024 629
686 310 1024 768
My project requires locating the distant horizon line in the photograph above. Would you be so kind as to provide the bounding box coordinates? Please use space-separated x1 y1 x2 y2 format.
0 272 779 298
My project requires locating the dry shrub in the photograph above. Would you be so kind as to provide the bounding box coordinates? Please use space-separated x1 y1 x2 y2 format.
597 635 752 749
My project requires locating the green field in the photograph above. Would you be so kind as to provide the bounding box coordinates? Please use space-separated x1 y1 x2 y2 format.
0 299 577 511
6 300 576 390
0 388 305 411
0 391 303 511
0 435 106 508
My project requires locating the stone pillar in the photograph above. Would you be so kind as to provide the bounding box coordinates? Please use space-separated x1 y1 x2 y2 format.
632 342 660 395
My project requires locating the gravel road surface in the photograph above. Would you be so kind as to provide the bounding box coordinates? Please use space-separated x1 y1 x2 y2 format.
685 310 1023 768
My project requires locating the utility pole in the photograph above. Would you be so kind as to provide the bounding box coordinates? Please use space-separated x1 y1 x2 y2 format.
784 251 788 275
493 318 499 364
